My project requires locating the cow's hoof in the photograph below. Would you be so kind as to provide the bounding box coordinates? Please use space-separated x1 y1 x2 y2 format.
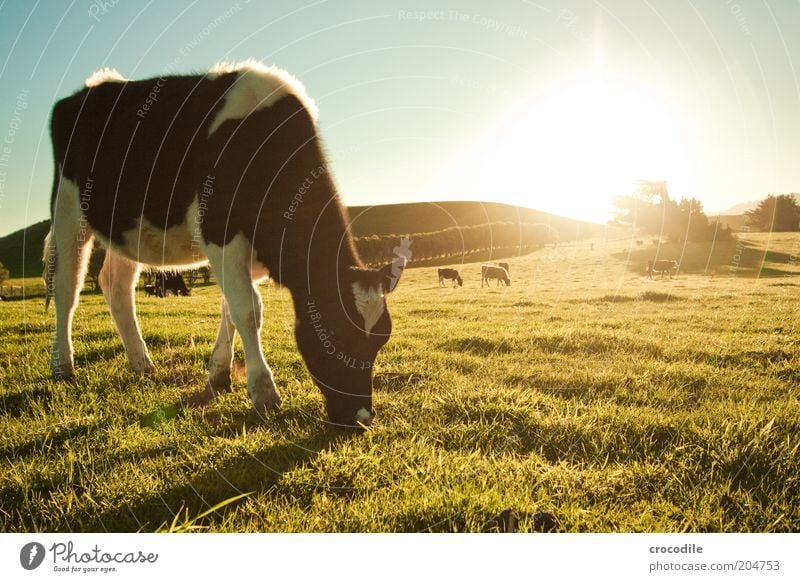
251 390 282 415
250 384 282 415
188 386 215 408
52 368 75 382
207 371 232 394
248 372 282 416
131 357 156 375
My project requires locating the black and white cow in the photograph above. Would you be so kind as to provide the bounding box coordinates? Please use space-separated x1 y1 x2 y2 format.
481 264 511 287
155 271 191 297
646 259 678 279
437 268 463 287
43 61 405 427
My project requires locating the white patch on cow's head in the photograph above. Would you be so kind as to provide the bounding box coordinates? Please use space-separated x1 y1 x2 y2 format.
351 282 385 336
208 59 318 135
85 67 127 87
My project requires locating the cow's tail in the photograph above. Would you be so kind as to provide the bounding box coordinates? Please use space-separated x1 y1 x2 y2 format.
42 229 56 312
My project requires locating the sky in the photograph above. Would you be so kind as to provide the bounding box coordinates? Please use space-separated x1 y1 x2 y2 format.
1 0 799 236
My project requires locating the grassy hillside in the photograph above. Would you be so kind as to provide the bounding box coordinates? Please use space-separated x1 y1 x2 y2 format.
0 220 50 279
1 233 798 532
0 202 602 279
346 201 602 238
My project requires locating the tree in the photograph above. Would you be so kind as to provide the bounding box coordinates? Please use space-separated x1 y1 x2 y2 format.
614 181 731 242
0 261 9 286
745 194 800 232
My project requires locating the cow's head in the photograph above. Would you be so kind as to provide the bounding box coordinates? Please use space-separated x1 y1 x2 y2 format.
295 257 405 428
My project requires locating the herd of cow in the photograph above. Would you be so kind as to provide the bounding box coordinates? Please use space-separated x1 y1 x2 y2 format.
143 258 673 298
438 262 512 288
436 258 678 289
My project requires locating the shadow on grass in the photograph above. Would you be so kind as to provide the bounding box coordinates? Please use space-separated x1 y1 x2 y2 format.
573 292 685 304
0 386 54 418
0 417 106 459
439 337 516 356
612 239 798 278
87 431 347 532
374 372 431 392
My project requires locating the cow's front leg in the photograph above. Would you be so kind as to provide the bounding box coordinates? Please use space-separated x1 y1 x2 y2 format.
204 235 281 413
47 178 94 381
98 251 155 374
207 298 235 394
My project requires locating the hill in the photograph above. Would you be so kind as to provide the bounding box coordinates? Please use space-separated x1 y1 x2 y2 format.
345 201 602 238
0 219 50 279
720 200 759 214
0 202 602 278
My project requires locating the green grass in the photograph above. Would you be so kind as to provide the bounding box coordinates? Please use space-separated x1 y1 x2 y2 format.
1 233 799 532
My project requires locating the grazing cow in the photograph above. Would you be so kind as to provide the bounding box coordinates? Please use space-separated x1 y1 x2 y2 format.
636 239 644 246
155 271 191 297
143 285 158 297
438 268 463 287
646 259 678 279
42 61 405 427
481 264 511 287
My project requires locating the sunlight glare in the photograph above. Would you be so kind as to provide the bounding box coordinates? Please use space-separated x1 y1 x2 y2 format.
477 76 690 222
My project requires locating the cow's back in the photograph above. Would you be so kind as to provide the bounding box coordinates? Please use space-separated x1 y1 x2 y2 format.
51 74 236 246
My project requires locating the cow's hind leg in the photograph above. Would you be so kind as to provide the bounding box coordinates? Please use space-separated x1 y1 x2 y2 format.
207 298 235 394
204 235 281 413
49 177 93 381
98 251 155 374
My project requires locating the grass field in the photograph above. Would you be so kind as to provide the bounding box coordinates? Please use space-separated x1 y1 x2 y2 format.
1 233 799 532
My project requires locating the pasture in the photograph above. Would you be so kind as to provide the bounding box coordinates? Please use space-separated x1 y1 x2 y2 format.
1 233 799 532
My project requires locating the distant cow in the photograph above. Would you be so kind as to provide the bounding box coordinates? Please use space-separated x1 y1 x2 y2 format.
481 265 511 287
636 240 644 246
143 285 158 297
156 272 191 297
647 260 678 279
498 262 510 274
438 268 463 287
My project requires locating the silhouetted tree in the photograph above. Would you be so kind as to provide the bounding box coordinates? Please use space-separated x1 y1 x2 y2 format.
614 181 731 242
745 194 800 232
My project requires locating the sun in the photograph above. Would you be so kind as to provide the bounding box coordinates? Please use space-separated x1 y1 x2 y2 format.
476 75 690 222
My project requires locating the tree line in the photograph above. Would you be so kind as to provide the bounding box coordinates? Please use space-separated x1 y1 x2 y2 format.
614 182 800 240
613 181 734 242
352 221 559 265
745 194 800 232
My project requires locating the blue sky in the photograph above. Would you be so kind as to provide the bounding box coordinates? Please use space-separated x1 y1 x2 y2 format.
1 0 799 235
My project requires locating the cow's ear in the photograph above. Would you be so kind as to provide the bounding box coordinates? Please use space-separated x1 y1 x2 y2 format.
379 256 406 293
